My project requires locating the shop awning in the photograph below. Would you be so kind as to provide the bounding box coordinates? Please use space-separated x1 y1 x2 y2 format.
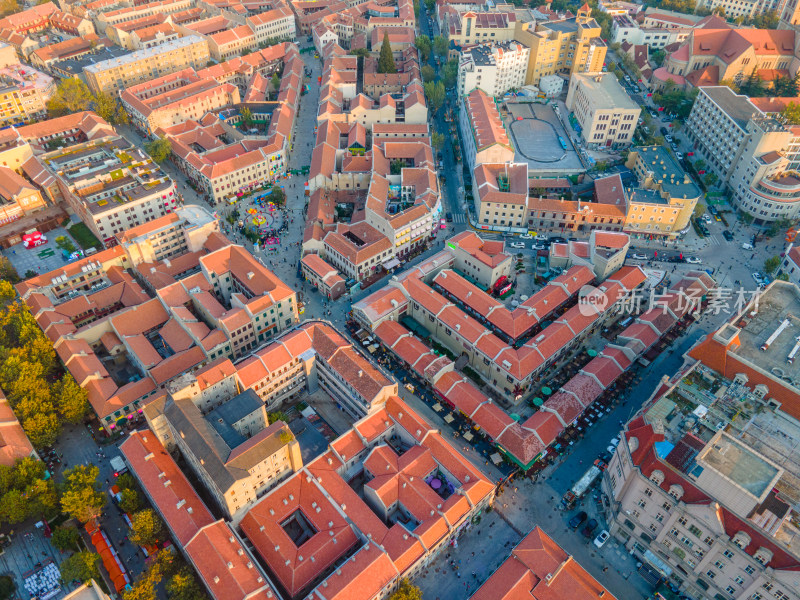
444 413 454 423
432 403 443 412
463 432 474 441
490 452 503 465
383 258 401 270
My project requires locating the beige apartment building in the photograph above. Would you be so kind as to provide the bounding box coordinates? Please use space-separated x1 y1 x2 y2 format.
146 377 303 521
83 35 210 95
515 4 607 86
567 72 640 149
603 281 800 600
623 146 701 238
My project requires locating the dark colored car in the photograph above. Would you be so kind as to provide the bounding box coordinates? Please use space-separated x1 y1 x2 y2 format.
569 511 588 529
445 212 453 222
581 519 599 538
599 451 612 463
660 126 669 136
722 230 734 241
550 237 567 244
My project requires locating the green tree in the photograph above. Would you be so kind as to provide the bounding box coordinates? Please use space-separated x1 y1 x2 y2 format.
693 202 706 219
240 106 254 127
271 72 280 91
431 131 445 150
268 410 289 424
116 472 138 492
704 172 719 187
421 65 435 82
782 101 800 125
52 374 89 424
773 74 798 97
0 489 27 523
442 59 458 88
144 137 172 163
751 10 779 27
650 49 666 67
60 465 105 523
92 93 121 124
60 552 100 584
739 73 767 98
0 256 19 283
0 280 15 305
433 35 449 59
166 568 208 600
124 550 175 600
423 81 445 114
129 509 164 547
119 488 142 515
47 78 93 117
23 411 60 449
414 35 431 62
378 33 397 74
349 47 369 58
0 575 15 600
51 526 81 552
765 255 782 274
0 0 19 18
389 579 423 600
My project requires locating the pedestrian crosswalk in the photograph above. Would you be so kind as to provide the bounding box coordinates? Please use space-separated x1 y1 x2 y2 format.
451 213 467 224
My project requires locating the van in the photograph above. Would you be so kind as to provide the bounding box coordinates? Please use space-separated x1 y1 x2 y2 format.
742 242 754 250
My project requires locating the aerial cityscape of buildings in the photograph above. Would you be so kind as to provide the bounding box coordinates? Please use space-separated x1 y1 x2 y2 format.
5 0 800 598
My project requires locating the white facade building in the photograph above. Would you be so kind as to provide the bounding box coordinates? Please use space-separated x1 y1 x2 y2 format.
457 40 529 97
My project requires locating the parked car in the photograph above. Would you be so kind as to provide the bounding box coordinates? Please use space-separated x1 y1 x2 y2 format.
550 236 567 244
742 242 754 250
569 511 588 529
510 242 525 249
686 256 702 264
520 233 533 239
594 530 610 548
664 135 673 144
702 214 712 223
675 151 683 161
440 219 447 229
660 127 669 136
753 272 766 285
581 519 599 538
631 253 647 260
531 243 547 250
599 451 612 463
722 230 734 241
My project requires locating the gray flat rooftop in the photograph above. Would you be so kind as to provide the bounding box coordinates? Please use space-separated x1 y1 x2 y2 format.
699 433 779 498
507 102 585 176
545 17 579 33
730 281 800 385
633 145 701 200
572 72 639 111
701 86 757 130
207 389 263 447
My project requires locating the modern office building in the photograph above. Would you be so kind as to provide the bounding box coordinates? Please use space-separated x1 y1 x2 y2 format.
457 40 529 97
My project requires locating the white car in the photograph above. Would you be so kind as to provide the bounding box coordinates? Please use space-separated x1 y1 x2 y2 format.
664 135 673 143
702 214 712 223
509 242 525 249
520 234 533 239
631 253 647 260
531 243 547 250
594 530 610 548
675 151 684 161
752 272 764 284
685 256 702 264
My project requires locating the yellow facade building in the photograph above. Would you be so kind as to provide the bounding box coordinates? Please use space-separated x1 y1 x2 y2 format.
515 4 607 86
622 146 701 238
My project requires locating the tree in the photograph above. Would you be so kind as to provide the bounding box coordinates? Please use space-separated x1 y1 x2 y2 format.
124 550 175 600
144 137 172 163
782 101 800 125
433 35 449 59
349 47 370 58
166 568 208 600
60 465 105 523
704 172 719 187
693 159 706 171
752 10 779 28
92 93 121 124
0 489 26 523
739 73 767 98
650 49 666 67
119 488 142 515
0 0 19 18
378 33 397 74
421 65 435 82
271 72 280 91
765 255 782 274
0 256 19 283
47 78 93 117
431 131 445 150
51 526 81 552
60 552 100 584
390 159 405 175
240 106 254 128
270 185 285 206
414 35 431 63
279 430 294 444
23 411 60 449
267 410 289 425
389 579 423 600
52 375 89 424
773 74 798 97
693 202 706 219
129 509 164 547
0 575 15 600
423 81 445 114
442 59 458 88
